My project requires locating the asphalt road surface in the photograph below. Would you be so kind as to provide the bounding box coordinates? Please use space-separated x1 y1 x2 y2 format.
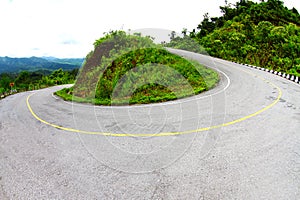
0 49 299 199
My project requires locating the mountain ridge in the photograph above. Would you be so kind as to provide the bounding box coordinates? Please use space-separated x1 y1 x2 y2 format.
0 56 84 74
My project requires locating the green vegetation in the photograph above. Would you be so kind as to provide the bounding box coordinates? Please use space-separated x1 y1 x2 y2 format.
165 30 206 54
167 0 300 76
0 68 78 98
56 31 219 105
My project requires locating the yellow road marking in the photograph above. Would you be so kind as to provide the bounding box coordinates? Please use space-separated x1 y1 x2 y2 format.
26 70 282 137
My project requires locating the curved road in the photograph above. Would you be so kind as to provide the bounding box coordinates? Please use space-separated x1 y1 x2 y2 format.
0 49 300 199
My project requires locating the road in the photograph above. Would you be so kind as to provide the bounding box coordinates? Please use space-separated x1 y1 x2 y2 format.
0 49 299 199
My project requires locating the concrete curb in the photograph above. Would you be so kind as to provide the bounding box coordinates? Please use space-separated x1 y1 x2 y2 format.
233 61 300 85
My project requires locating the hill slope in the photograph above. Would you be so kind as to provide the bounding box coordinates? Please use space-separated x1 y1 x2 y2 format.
0 57 84 74
56 31 219 105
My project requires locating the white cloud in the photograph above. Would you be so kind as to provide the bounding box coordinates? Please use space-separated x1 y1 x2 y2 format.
0 0 299 58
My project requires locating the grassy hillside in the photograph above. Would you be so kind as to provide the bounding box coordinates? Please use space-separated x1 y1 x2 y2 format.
56 31 219 105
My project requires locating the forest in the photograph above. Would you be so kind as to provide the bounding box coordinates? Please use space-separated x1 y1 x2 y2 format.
167 0 300 76
0 56 82 98
0 69 78 98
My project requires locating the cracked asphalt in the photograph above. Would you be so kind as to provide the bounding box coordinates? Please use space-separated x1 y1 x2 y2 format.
0 50 300 199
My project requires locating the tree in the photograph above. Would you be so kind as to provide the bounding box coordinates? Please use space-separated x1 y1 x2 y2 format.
0 73 13 92
189 0 300 76
182 28 188 36
169 31 176 40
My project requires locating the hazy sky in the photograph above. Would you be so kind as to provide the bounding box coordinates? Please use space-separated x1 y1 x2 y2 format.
0 0 299 58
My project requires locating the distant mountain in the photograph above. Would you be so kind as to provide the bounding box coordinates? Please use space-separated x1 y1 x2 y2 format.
0 56 84 74
42 57 84 66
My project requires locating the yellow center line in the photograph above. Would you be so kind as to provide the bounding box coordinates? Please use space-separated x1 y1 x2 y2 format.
26 69 282 137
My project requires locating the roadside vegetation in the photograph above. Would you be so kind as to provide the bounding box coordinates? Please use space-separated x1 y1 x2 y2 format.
166 0 300 76
55 31 219 105
0 69 77 99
